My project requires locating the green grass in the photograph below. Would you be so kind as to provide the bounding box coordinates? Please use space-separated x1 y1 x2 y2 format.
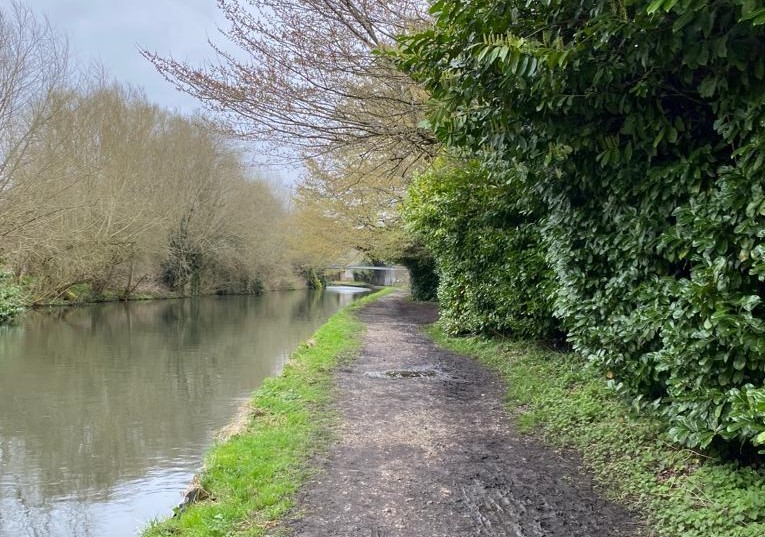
143 288 395 537
426 326 765 537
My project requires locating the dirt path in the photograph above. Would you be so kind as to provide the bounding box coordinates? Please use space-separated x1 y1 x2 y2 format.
284 292 639 537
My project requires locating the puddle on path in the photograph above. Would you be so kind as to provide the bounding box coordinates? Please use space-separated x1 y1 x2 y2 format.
365 367 441 380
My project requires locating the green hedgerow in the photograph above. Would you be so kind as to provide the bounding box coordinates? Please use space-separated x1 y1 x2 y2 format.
395 0 765 450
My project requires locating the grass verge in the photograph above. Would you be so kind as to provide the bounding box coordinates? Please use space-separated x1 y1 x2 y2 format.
426 326 765 537
143 287 395 537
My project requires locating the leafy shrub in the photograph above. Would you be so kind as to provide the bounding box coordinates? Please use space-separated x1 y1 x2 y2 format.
405 159 560 339
298 266 327 290
0 268 25 323
396 1 765 449
398 246 439 301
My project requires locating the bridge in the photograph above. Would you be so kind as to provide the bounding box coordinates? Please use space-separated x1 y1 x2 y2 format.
326 265 409 286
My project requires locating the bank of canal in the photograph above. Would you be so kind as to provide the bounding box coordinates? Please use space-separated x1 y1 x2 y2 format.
145 290 637 537
144 291 765 537
143 287 393 537
0 287 370 537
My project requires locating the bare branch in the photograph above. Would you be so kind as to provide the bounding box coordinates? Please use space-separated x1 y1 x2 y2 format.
141 0 436 166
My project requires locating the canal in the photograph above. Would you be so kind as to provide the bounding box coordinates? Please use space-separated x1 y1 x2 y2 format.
0 287 367 536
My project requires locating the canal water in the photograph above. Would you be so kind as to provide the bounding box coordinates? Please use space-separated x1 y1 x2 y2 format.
0 287 368 536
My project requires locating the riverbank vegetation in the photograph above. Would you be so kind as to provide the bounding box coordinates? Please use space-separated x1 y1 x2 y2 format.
429 328 765 537
0 3 310 322
0 269 24 323
143 288 393 537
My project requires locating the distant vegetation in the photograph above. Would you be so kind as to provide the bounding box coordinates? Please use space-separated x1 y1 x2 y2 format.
0 3 301 321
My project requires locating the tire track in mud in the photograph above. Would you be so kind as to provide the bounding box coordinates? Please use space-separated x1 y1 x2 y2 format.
282 292 639 537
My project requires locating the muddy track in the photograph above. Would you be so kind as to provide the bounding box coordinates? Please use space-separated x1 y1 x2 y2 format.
282 292 639 537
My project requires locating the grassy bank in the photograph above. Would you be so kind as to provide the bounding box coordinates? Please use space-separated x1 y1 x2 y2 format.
143 288 394 537
427 327 765 537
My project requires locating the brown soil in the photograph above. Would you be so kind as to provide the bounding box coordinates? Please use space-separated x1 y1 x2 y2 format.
282 291 640 536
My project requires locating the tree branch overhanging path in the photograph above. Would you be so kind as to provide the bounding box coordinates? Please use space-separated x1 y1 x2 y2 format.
141 0 438 263
283 292 638 536
140 0 435 163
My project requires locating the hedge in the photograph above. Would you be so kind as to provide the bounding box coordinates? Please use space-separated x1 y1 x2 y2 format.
395 0 765 450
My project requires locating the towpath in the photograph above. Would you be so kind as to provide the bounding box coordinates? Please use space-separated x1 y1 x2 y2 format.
284 292 638 537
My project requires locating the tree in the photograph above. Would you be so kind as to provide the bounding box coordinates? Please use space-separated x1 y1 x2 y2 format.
6 84 170 301
290 147 411 266
142 0 437 263
143 0 433 161
2 78 292 303
0 1 69 248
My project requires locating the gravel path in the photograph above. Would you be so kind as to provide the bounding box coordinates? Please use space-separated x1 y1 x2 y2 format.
284 292 639 536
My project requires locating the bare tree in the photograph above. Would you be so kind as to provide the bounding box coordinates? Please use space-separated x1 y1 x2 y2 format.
3 77 292 302
0 2 303 301
142 1 437 263
5 84 166 301
142 0 435 168
0 1 69 242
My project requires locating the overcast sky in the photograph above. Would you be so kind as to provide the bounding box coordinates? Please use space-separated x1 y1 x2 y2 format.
23 0 226 114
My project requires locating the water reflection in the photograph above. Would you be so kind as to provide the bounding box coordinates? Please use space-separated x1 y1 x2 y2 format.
0 289 361 536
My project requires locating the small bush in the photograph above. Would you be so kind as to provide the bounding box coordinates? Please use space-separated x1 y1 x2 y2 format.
299 266 327 290
405 159 560 339
0 269 25 323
